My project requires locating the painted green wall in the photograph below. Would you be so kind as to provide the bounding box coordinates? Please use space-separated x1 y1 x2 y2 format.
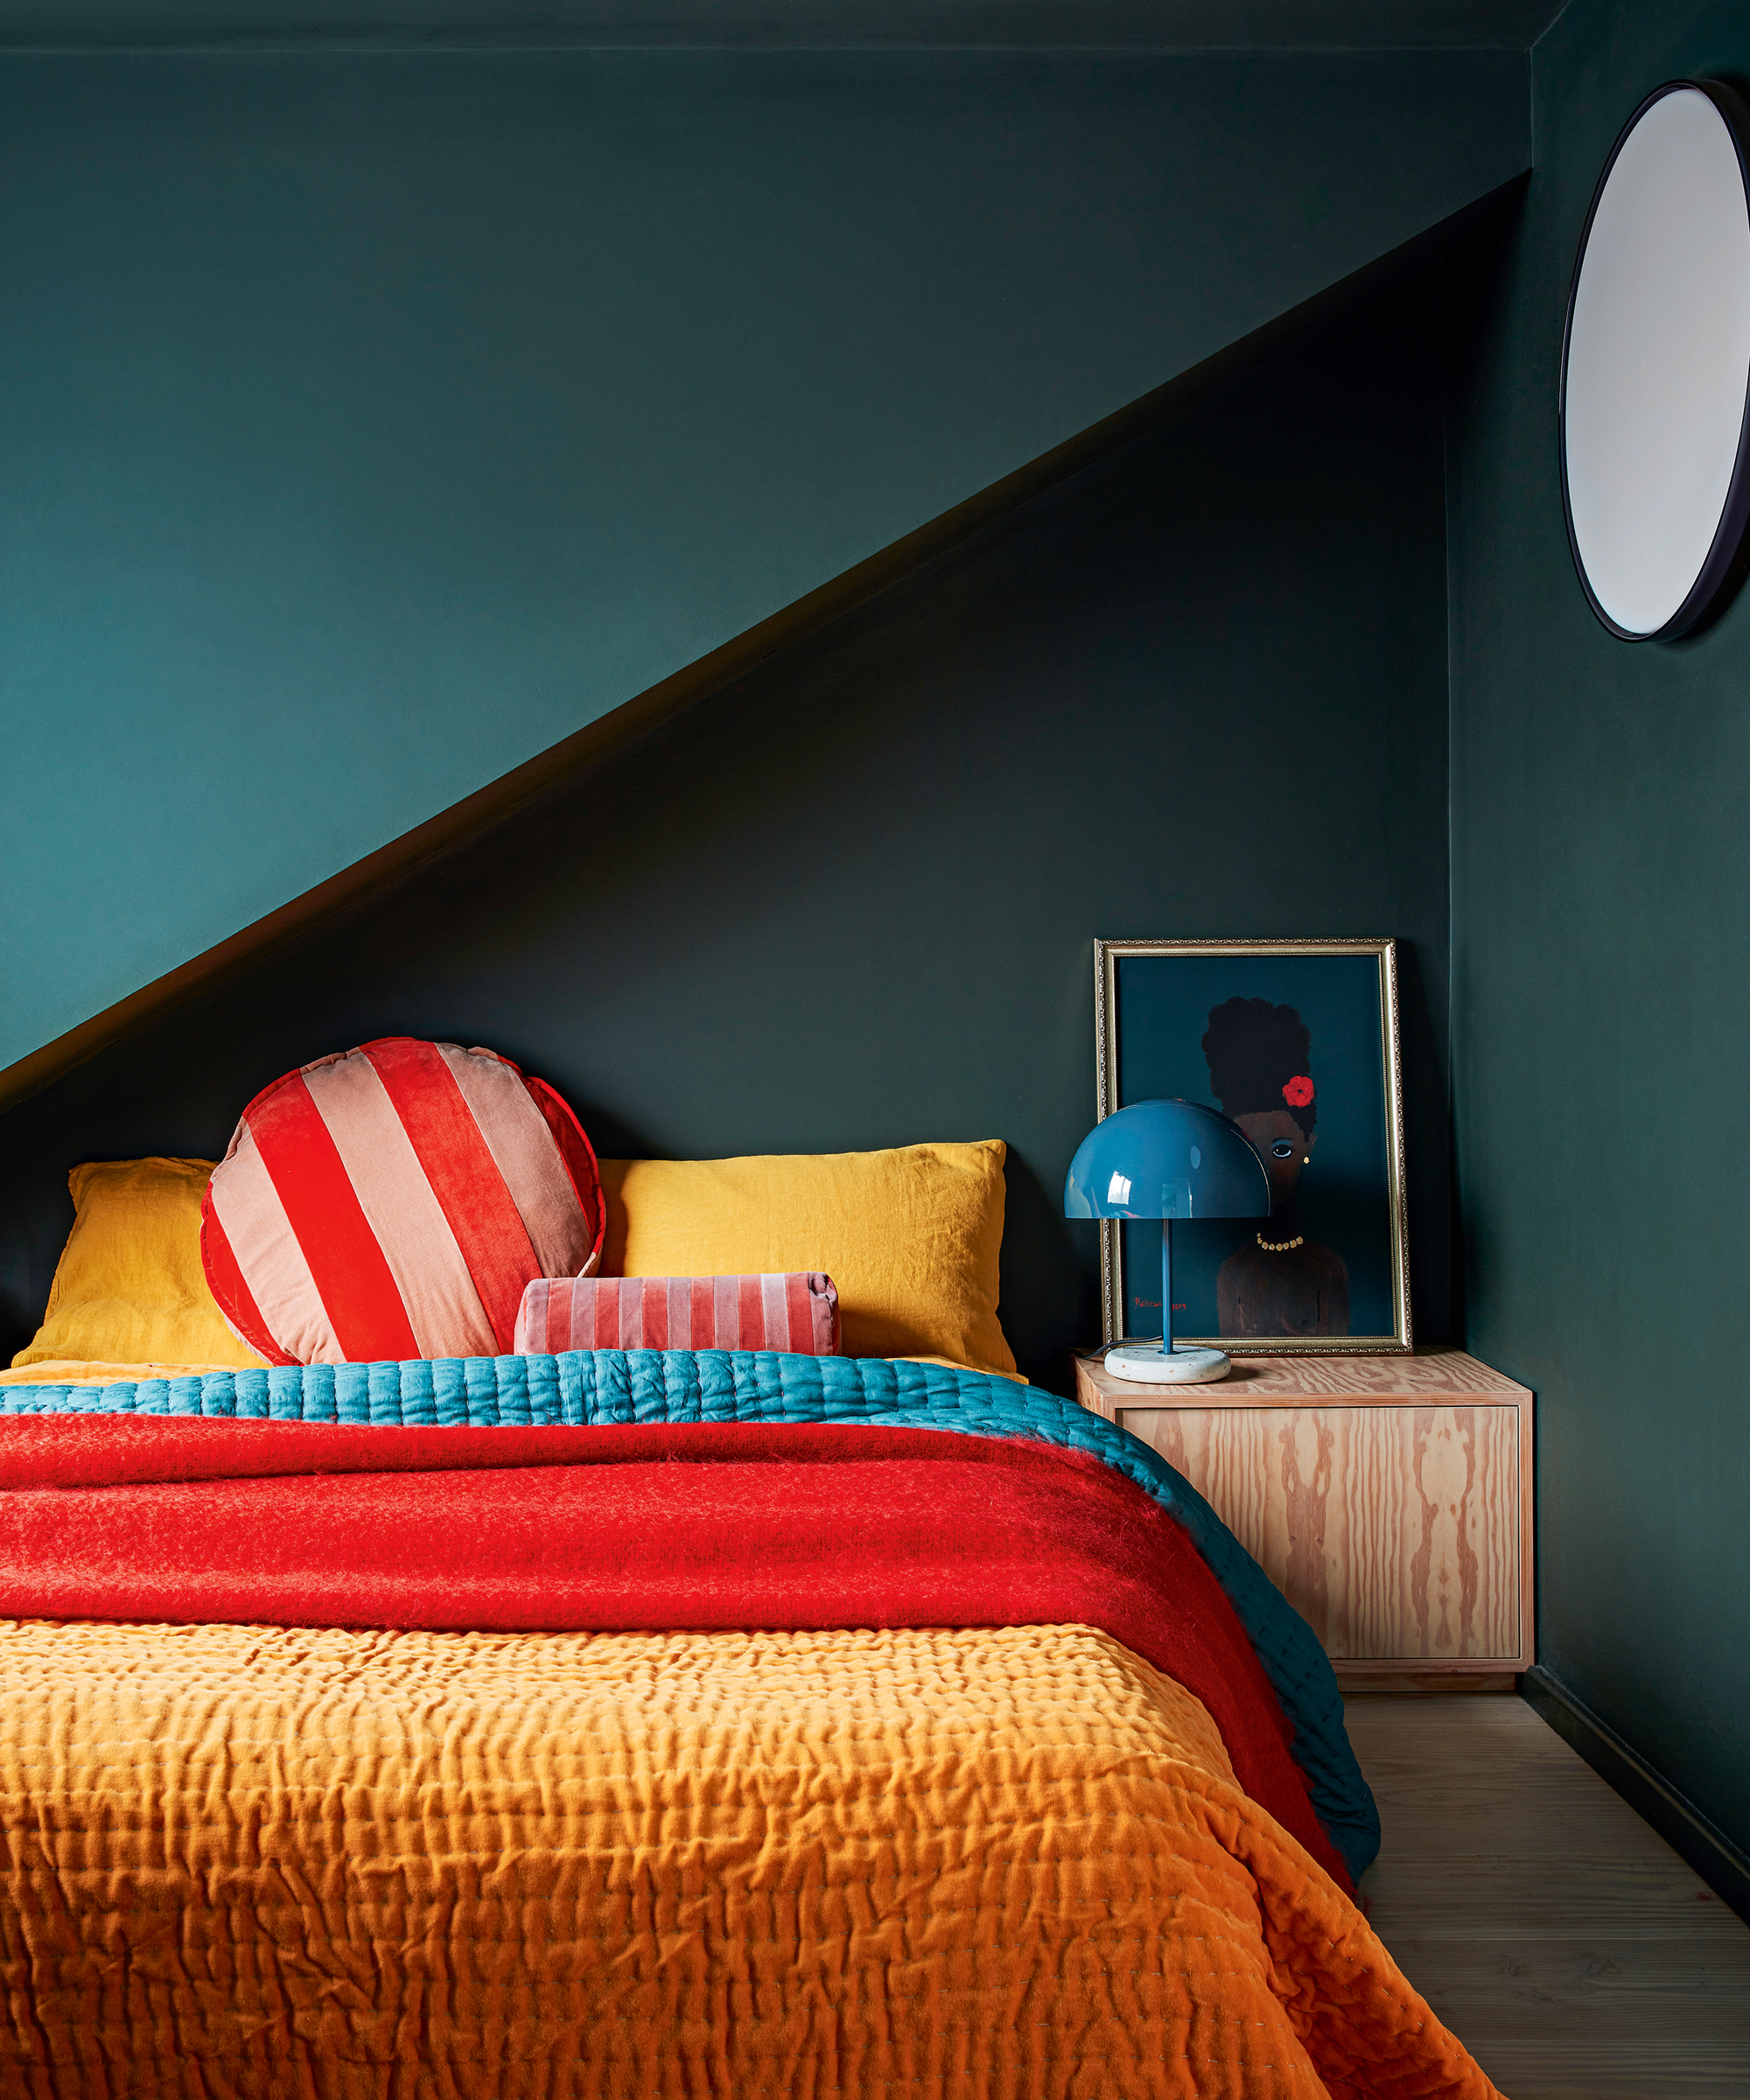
0 45 1526 1077
0 1 1565 46
0 269 1454 1390
1448 0 1750 1856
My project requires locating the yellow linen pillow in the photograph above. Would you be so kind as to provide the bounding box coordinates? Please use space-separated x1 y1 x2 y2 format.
11 1158 270 1373
0 1360 260 1387
598 1141 1017 1377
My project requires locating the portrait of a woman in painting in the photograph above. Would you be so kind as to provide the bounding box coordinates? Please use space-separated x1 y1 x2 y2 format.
1098 938 1407 1351
1203 996 1351 1338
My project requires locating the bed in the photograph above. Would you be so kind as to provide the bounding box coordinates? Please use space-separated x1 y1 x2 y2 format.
0 1347 1503 2099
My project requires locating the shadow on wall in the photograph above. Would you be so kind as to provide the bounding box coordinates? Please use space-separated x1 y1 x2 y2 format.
0 263 1460 1390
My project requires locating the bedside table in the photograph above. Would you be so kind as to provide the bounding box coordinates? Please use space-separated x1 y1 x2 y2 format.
1074 1349 1534 1684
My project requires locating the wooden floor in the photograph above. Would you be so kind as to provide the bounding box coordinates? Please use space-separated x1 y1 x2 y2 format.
1347 1694 1750 2099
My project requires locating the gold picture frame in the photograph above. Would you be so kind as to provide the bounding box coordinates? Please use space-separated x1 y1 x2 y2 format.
1095 937 1411 1354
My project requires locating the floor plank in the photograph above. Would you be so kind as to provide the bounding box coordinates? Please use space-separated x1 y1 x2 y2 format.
1347 1694 1750 2098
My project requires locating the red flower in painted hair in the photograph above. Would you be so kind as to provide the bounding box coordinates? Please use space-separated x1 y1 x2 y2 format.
1282 1075 1315 1108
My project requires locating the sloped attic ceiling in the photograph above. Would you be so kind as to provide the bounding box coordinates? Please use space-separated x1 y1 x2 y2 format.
0 30 1531 1100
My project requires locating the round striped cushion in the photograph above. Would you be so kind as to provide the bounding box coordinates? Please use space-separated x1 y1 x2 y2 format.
201 1039 603 1366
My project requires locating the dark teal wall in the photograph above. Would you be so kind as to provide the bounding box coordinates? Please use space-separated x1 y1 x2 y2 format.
0 270 1454 1390
0 46 1526 1077
1448 0 1750 1857
0 1 1564 45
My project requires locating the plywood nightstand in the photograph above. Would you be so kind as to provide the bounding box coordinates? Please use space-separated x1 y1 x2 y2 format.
1073 1349 1534 1684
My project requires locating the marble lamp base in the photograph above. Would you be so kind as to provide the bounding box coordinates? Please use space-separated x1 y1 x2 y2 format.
1102 1342 1232 1385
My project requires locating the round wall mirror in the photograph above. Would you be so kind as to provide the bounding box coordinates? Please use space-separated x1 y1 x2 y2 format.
1561 80 1750 640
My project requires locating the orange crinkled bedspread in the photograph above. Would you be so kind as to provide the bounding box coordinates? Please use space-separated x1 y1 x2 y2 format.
0 1618 1499 2100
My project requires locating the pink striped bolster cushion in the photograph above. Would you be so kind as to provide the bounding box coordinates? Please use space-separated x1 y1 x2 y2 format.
200 1039 605 1366
516 1273 840 1357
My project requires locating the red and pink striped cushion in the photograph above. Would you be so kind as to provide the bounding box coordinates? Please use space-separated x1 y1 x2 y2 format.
201 1039 604 1366
515 1273 840 1357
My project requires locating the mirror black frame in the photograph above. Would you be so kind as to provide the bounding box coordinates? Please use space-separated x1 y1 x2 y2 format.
1559 78 1750 642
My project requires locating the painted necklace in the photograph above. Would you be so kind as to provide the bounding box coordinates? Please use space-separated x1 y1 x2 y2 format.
1257 1230 1305 1253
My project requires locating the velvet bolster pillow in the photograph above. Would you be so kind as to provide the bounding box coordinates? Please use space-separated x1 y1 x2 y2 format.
516 1273 840 1357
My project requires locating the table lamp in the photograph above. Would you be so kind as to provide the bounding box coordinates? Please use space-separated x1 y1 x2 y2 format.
1064 1098 1270 1384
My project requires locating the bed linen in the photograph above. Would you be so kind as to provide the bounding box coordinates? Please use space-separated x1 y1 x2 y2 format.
0 1352 1376 1878
0 1620 1495 2100
595 1144 1015 1373
0 1351 1500 2099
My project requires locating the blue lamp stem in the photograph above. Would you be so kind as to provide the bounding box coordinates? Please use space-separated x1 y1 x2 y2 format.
1161 1219 1174 1357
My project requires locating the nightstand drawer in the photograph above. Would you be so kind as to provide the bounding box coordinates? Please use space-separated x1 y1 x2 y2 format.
1073 1348 1533 1676
1118 1403 1519 1660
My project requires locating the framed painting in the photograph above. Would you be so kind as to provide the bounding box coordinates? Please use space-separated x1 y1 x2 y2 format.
1095 938 1410 1354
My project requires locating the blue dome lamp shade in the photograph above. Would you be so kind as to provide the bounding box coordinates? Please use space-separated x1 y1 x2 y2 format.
1064 1099 1270 1384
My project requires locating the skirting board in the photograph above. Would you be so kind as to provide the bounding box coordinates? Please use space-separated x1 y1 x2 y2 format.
1523 1665 1750 1924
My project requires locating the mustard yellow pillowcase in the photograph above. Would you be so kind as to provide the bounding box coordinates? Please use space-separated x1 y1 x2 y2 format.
598 1141 1017 1377
11 1158 270 1373
10 1146 1016 1382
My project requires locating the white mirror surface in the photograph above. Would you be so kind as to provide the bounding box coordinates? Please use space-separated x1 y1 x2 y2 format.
1563 85 1750 638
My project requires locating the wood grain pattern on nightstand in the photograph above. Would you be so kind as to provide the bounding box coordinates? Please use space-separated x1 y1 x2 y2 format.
1073 1350 1534 1676
1073 1348 1523 1411
1124 1404 1519 1659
